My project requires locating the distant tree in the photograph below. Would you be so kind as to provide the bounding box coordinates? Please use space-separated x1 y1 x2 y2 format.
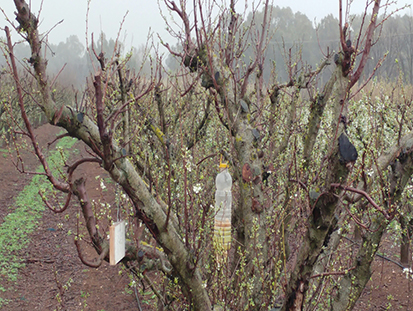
165 42 182 72
127 44 152 75
378 14 413 83
46 35 87 87
347 10 412 82
241 6 319 82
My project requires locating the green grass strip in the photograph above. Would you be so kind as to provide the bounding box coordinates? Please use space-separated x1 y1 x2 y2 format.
0 136 77 305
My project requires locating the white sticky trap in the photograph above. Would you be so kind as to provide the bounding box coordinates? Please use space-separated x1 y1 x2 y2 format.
109 220 125 265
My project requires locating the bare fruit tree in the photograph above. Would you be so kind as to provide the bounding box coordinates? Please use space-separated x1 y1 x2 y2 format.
2 0 412 310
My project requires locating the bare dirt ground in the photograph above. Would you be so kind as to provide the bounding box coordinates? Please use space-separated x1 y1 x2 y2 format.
0 123 412 310
355 237 412 310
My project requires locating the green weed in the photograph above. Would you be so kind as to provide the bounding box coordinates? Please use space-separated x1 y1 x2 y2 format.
0 135 77 307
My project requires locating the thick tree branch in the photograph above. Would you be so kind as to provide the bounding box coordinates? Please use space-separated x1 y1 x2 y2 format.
5 25 69 193
302 63 339 171
40 190 72 214
330 183 392 220
75 239 108 268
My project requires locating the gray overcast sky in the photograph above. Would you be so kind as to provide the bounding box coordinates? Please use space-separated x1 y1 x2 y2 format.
0 0 410 49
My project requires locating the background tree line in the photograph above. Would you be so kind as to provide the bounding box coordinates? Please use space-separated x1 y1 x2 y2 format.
1 5 412 87
0 32 151 88
167 5 413 84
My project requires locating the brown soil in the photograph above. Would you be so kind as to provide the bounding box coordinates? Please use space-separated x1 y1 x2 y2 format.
0 123 412 310
355 235 413 310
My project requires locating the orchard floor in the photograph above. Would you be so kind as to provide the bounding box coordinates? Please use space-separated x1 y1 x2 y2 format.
0 124 153 311
0 123 412 311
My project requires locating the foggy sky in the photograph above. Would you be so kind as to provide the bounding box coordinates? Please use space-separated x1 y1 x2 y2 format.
0 0 410 50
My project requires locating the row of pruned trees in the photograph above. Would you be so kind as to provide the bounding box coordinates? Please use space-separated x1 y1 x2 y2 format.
1 0 413 310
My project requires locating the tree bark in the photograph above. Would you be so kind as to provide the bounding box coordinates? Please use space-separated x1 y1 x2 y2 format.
282 63 351 311
400 215 411 265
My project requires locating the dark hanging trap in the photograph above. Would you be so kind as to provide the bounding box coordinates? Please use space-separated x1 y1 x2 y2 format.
338 133 358 164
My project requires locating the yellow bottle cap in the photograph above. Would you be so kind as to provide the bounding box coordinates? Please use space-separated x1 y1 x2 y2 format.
219 162 228 169
219 155 228 169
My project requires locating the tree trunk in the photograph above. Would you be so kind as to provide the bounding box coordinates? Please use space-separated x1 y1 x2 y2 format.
400 215 411 265
282 62 351 311
331 214 386 311
233 115 268 309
